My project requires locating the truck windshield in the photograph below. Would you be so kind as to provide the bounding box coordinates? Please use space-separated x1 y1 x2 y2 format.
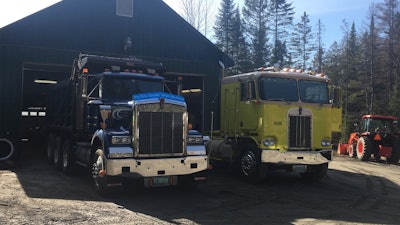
258 77 298 101
258 77 329 103
101 77 163 99
100 106 132 130
298 80 329 104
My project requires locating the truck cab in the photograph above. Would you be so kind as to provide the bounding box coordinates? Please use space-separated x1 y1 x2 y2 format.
46 54 209 195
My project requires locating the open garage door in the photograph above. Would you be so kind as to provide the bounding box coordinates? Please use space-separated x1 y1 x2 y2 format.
21 63 71 144
163 73 205 132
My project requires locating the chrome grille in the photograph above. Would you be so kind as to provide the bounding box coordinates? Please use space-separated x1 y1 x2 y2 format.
138 111 184 156
289 116 311 148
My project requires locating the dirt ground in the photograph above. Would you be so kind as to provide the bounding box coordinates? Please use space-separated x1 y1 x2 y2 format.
1 146 399 225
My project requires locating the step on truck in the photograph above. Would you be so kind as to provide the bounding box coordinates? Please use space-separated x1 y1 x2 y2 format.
45 53 209 195
207 66 342 182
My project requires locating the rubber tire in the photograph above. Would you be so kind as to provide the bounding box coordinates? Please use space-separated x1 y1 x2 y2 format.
53 136 63 170
387 140 400 164
46 133 56 165
0 137 17 161
62 139 75 175
356 137 372 161
238 144 266 183
91 149 109 196
348 143 357 158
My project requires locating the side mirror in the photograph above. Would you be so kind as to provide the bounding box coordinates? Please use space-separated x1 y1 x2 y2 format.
330 86 341 107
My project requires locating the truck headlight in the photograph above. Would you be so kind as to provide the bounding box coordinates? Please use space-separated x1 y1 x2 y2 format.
111 136 132 145
263 137 276 146
321 138 331 147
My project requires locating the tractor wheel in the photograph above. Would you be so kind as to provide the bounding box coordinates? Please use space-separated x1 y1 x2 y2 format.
348 143 357 158
387 140 400 164
237 144 267 183
356 137 372 161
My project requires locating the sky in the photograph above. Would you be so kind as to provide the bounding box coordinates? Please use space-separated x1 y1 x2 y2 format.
163 0 379 47
0 0 379 48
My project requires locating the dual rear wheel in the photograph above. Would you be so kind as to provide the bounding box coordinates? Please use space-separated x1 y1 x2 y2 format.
46 133 75 174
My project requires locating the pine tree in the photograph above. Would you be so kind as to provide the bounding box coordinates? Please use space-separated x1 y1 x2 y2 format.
314 19 325 72
230 6 252 74
290 11 315 69
214 0 236 55
376 0 399 102
269 0 294 66
242 0 270 68
324 41 342 86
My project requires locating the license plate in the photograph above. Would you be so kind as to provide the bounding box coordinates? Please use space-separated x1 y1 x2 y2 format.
144 176 177 187
153 176 169 186
293 165 307 173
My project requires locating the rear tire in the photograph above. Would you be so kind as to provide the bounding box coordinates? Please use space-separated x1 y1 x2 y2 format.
356 137 372 161
53 136 63 170
62 139 75 175
387 140 400 164
46 133 56 165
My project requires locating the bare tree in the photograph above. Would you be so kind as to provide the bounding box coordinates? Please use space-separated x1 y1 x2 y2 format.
179 0 216 38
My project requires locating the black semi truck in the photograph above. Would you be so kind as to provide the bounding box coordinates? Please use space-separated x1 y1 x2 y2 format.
45 54 208 194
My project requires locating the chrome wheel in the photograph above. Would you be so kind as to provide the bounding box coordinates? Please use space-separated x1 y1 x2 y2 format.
241 150 257 176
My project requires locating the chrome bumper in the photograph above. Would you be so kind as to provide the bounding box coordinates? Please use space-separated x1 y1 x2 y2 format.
261 149 332 165
106 155 208 177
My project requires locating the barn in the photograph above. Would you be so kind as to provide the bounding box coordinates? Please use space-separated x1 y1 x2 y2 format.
0 0 233 161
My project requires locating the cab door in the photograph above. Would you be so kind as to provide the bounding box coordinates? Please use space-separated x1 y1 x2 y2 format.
330 86 342 133
239 80 258 130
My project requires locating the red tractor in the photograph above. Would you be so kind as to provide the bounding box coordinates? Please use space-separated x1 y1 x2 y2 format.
339 115 400 163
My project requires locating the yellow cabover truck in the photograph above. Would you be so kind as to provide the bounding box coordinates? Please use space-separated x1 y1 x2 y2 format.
207 67 341 182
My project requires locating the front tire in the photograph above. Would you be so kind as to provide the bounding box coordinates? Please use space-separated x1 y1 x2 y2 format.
357 137 372 161
238 144 266 183
348 143 357 158
91 149 109 195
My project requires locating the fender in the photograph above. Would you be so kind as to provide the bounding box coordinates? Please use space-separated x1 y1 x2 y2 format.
91 129 110 155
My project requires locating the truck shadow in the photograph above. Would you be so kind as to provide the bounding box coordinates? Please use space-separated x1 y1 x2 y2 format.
6 144 400 225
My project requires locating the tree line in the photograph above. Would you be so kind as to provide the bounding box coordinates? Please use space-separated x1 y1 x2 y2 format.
178 0 400 140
